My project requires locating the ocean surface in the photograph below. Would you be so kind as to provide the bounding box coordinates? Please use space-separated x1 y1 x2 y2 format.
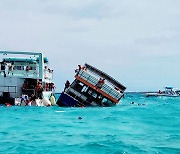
0 93 179 154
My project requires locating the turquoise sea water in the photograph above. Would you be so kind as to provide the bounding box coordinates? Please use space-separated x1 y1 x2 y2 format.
0 93 180 154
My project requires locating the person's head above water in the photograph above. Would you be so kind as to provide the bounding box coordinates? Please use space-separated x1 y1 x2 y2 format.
78 117 82 120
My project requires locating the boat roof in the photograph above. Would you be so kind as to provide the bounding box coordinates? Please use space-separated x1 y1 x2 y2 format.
165 87 174 89
2 57 48 63
0 51 41 55
85 63 126 91
3 58 36 63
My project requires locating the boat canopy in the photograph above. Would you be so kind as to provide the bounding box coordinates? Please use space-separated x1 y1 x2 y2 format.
3 58 36 63
165 87 174 89
85 63 126 91
3 57 48 63
36 57 48 63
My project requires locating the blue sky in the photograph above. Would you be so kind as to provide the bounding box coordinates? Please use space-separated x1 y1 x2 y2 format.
0 0 179 92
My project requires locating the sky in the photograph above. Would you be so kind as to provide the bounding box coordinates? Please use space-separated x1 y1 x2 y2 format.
0 0 179 92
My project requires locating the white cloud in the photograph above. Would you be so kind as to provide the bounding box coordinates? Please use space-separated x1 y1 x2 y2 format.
0 0 180 91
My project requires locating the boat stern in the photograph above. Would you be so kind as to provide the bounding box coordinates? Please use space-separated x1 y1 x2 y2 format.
56 92 80 107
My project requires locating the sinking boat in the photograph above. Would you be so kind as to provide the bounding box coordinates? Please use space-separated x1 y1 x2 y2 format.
0 51 56 106
145 87 180 97
56 63 126 107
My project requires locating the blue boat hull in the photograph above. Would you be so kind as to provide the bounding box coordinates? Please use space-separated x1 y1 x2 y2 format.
56 92 79 107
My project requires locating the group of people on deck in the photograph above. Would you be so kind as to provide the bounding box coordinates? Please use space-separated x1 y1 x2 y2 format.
75 65 86 74
21 80 55 99
20 79 56 106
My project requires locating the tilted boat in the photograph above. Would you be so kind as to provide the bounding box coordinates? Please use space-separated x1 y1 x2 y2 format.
56 63 126 107
145 87 180 97
0 51 55 106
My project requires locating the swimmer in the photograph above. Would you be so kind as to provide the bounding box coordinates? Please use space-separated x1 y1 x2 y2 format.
138 104 146 106
131 102 135 105
5 103 11 107
78 117 82 120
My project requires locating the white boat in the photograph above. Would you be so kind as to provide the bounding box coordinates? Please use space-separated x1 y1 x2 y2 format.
0 51 56 106
145 87 180 97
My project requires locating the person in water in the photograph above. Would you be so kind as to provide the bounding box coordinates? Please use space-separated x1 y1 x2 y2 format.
138 104 146 106
131 102 135 105
5 102 11 107
78 117 82 120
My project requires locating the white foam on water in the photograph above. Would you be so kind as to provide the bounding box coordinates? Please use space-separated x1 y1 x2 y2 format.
55 111 66 113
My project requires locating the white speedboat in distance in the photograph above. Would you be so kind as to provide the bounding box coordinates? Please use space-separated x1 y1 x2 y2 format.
0 51 56 106
145 87 180 97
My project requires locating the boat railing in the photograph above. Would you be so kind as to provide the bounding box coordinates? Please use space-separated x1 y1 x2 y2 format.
101 84 122 100
0 86 17 98
68 87 87 101
0 69 39 78
22 88 36 96
78 70 98 86
77 70 122 100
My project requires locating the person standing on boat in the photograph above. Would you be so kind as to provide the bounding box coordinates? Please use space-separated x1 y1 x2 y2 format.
30 94 36 106
75 65 81 73
158 90 162 94
51 83 56 92
45 83 49 91
26 97 31 106
64 80 70 92
21 95 28 106
81 65 86 71
36 82 43 99
96 78 105 89
1 61 6 77
22 81 27 94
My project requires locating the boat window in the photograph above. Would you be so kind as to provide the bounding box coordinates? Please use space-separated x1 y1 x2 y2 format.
175 91 180 95
102 98 107 102
73 82 83 92
31 66 36 70
102 98 112 105
14 66 24 70
92 92 97 98
102 98 108 104
88 90 93 95
79 82 84 86
98 95 103 99
81 86 88 92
